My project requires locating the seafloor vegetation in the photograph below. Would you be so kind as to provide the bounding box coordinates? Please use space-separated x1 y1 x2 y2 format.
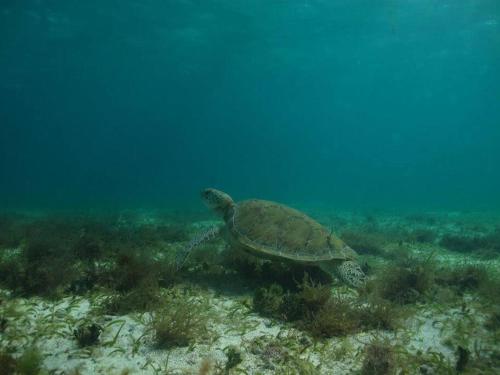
0 210 499 374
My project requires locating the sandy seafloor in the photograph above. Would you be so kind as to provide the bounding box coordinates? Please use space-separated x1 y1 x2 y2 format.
1 210 499 374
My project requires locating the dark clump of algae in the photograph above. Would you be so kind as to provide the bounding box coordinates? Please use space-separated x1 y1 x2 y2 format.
439 230 500 259
0 212 499 373
0 346 45 375
253 275 400 338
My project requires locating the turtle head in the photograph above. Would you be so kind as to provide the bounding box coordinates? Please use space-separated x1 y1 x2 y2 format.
201 188 235 219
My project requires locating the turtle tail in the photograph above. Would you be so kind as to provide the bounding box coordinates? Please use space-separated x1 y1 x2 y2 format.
175 226 220 270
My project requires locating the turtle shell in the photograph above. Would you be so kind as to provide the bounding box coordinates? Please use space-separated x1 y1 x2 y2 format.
226 200 356 262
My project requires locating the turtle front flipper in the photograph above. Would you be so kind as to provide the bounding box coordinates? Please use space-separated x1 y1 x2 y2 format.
175 226 221 270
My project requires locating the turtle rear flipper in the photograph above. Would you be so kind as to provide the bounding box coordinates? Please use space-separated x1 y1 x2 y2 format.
319 260 366 288
337 260 366 288
175 226 221 270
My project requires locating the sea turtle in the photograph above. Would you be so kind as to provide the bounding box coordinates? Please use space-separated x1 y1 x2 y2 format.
176 188 366 287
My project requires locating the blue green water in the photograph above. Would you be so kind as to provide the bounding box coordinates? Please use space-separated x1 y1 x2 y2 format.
1 0 499 211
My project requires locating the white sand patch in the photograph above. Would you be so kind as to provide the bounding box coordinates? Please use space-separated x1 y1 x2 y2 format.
3 288 496 374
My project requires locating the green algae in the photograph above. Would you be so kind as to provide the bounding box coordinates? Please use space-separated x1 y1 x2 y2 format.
0 347 47 375
1 211 500 374
252 276 402 339
440 230 500 255
361 338 395 375
149 291 210 349
367 253 435 305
